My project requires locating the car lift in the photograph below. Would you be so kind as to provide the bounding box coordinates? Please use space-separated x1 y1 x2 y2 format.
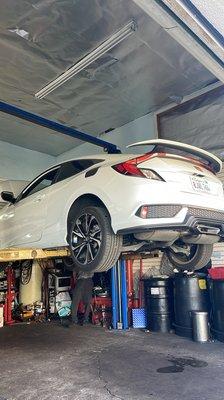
0 100 160 330
0 247 70 262
0 99 122 326
0 101 120 260
0 100 148 330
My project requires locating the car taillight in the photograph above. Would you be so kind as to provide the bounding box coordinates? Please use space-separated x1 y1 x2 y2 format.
112 154 164 180
112 161 145 177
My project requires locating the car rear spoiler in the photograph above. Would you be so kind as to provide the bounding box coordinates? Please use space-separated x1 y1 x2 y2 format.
127 139 222 174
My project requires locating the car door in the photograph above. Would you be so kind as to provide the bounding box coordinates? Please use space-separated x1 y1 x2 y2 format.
37 159 104 247
0 166 60 247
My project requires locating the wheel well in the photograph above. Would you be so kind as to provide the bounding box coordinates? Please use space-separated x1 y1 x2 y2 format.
67 194 109 227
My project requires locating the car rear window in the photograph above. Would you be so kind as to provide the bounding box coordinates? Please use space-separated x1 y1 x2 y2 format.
56 159 104 183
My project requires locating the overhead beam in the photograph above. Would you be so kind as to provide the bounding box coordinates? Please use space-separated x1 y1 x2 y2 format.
0 101 120 154
133 0 224 83
162 0 224 62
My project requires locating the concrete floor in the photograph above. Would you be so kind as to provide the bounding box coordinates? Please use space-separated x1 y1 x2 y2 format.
0 323 224 400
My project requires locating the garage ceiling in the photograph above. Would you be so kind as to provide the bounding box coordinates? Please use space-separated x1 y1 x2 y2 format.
0 0 217 156
190 0 224 37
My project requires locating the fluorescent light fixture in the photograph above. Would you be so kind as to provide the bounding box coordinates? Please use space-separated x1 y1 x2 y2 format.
35 20 137 99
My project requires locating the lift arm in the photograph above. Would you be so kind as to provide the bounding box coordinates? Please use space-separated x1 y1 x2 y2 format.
0 247 70 262
0 101 120 154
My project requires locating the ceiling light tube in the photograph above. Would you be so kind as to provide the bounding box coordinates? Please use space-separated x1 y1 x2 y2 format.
35 20 137 99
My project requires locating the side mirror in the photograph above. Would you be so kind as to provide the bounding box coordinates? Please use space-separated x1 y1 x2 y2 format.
1 191 16 204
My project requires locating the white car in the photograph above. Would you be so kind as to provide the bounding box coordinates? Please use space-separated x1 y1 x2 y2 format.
0 139 223 274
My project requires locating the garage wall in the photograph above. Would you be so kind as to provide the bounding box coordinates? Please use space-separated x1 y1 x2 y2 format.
158 85 224 156
0 111 156 179
0 139 55 181
56 112 156 162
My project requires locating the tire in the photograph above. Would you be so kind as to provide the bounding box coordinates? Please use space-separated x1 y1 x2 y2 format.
63 257 76 272
166 243 213 272
68 204 122 273
160 253 176 277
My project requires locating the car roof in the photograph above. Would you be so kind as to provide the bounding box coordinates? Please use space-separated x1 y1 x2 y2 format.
32 153 136 180
51 153 135 168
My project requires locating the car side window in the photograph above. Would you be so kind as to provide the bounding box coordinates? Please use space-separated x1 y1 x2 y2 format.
55 159 104 183
19 168 60 201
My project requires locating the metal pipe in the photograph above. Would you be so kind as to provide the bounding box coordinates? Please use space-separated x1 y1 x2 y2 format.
126 259 134 309
111 265 118 329
139 258 143 308
121 259 128 329
0 101 120 154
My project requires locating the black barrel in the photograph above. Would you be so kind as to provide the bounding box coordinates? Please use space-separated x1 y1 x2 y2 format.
209 279 224 342
144 277 173 333
173 273 210 338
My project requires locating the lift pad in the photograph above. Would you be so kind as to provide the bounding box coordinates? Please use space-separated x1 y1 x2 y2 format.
0 247 70 262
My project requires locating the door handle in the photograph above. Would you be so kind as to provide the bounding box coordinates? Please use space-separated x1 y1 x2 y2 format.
34 194 46 203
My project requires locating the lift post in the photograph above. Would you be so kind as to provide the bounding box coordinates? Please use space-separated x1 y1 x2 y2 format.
111 259 128 330
111 264 118 329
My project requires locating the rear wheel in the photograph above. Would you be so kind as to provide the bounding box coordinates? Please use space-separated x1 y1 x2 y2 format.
68 204 122 273
166 243 213 272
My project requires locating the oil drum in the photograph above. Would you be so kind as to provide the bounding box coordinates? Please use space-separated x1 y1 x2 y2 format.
209 279 224 342
173 273 210 338
144 277 173 333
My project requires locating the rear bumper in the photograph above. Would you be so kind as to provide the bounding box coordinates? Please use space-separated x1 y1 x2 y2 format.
117 204 224 236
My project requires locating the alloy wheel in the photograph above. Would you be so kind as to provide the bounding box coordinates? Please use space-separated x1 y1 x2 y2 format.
71 213 102 265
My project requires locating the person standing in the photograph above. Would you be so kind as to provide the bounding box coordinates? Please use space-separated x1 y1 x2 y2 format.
71 271 94 324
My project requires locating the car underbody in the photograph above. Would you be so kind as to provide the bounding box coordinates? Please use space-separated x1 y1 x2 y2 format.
119 204 224 272
120 204 224 246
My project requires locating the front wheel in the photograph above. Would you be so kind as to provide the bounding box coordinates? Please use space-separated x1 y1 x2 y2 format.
68 205 122 273
166 243 213 272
